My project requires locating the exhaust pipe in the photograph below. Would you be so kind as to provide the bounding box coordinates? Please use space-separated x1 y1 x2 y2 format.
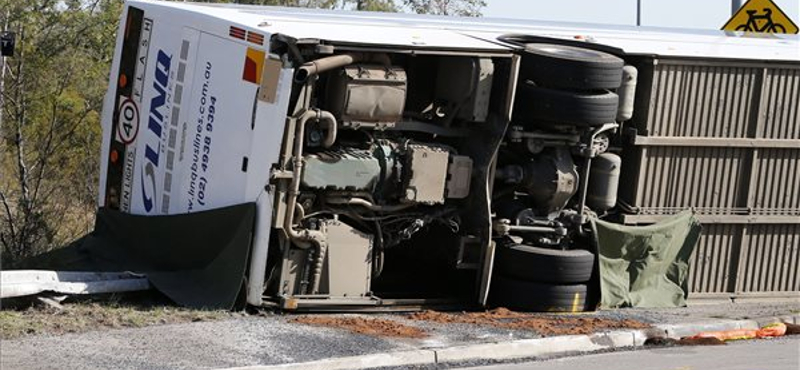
294 53 391 83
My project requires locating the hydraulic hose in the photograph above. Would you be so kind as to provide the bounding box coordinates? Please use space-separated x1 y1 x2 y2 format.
283 109 337 294
284 109 337 245
326 197 413 212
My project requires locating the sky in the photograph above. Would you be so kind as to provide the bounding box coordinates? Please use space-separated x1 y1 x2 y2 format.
483 0 800 31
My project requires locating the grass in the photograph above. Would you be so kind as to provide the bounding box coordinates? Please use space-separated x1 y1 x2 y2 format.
0 293 235 340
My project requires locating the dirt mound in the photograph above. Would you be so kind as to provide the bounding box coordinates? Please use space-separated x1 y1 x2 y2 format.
292 308 651 339
408 308 651 336
501 316 650 336
408 307 528 325
292 316 427 338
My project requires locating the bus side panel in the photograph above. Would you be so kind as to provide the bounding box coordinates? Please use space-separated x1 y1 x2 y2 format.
168 32 260 214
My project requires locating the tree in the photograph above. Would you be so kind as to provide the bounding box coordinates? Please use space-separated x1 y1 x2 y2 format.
185 0 340 8
403 0 486 16
350 0 398 12
0 0 120 266
192 0 489 14
185 0 397 12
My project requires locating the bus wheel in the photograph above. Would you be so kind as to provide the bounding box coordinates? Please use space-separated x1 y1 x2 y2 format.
489 275 592 312
520 43 624 91
514 85 619 127
495 243 595 284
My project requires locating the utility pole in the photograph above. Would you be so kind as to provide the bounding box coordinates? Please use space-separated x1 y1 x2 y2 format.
0 12 8 136
1 50 5 136
732 0 744 15
1 51 5 136
636 0 641 26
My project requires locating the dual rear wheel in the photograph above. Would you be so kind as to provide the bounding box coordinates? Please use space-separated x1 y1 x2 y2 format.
491 43 623 311
490 242 596 312
514 43 625 128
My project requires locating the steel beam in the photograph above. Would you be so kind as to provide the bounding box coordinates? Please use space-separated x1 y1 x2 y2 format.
621 214 800 225
633 136 800 149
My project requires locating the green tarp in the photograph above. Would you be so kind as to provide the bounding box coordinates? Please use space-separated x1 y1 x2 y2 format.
26 203 256 310
592 211 701 308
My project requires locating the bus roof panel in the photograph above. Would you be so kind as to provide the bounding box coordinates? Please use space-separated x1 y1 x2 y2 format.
134 0 800 62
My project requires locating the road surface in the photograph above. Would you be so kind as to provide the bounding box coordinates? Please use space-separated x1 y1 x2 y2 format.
458 336 800 370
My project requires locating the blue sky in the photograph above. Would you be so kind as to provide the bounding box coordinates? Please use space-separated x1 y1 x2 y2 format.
484 0 800 30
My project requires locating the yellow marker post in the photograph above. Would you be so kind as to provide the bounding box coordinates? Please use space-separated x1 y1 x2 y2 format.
722 0 799 34
571 292 581 313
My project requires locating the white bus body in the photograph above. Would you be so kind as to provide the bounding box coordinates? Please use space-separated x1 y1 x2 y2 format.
100 0 799 310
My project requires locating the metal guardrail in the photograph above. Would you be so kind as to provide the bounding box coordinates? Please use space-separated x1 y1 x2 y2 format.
634 136 800 149
0 270 150 299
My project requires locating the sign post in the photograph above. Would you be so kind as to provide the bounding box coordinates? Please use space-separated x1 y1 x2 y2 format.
722 0 799 34
0 31 12 134
0 31 13 56
732 0 744 16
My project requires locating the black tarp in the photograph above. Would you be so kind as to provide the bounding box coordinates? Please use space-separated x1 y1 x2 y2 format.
28 203 256 309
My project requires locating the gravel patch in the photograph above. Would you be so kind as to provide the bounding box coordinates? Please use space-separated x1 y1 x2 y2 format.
0 302 230 340
0 315 409 370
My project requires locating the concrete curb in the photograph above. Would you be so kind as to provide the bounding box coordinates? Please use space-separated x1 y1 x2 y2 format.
652 314 800 339
220 350 437 370
219 314 800 370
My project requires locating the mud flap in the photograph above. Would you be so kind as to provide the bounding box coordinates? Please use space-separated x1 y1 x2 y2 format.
477 240 496 306
26 203 256 309
469 114 510 306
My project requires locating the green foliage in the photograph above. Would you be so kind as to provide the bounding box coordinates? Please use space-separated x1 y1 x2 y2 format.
176 0 481 14
403 0 486 16
0 0 123 266
349 0 398 12
172 0 341 8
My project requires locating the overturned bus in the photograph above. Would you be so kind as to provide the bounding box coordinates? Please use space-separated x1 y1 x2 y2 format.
97 0 800 311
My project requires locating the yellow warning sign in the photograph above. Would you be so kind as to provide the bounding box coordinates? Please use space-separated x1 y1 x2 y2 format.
723 0 799 34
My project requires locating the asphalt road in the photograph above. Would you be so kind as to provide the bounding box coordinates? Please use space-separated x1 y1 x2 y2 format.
458 337 800 370
2 302 798 370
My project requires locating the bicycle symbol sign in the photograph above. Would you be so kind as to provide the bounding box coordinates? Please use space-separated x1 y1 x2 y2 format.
723 0 799 34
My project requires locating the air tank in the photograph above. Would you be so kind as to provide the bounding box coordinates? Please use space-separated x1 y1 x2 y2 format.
587 153 621 212
616 65 637 122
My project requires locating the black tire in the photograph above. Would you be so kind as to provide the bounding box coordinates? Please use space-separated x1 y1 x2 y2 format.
514 85 619 127
520 43 624 90
489 275 591 312
495 243 595 284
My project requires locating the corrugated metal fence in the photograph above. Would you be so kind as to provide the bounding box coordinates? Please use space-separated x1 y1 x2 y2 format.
620 57 800 299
